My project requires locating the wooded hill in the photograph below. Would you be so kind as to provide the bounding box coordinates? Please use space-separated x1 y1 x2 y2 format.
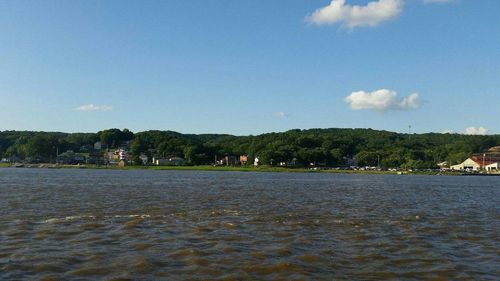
1 128 499 169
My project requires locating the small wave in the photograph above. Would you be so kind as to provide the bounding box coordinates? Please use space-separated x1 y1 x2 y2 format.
38 214 159 224
66 215 96 220
39 215 96 224
40 218 62 224
124 214 151 219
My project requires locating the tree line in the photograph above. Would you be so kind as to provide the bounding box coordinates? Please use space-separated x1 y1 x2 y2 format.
1 128 499 169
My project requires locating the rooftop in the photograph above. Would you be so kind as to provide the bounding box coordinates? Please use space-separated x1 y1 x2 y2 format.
488 146 500 153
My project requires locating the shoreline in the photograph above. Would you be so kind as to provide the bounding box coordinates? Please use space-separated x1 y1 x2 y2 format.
3 163 498 176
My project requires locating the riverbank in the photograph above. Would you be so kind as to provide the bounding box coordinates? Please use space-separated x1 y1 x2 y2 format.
2 163 486 176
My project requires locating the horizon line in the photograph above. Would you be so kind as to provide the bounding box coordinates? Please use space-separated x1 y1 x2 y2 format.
1 127 497 137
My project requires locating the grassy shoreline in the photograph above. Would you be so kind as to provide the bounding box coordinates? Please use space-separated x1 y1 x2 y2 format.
0 163 472 176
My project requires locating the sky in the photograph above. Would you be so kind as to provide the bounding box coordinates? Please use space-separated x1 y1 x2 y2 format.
0 0 499 135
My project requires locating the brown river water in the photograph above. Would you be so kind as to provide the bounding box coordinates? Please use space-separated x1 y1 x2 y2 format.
0 169 498 280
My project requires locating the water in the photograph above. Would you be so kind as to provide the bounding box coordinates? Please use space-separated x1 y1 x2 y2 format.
0 168 498 280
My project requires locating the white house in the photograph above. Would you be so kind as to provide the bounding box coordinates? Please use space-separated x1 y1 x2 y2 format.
254 157 260 166
485 162 499 172
450 153 500 171
139 154 148 165
119 149 127 161
437 161 449 170
450 158 481 171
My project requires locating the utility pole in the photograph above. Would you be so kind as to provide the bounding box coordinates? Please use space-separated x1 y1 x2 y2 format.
483 153 486 171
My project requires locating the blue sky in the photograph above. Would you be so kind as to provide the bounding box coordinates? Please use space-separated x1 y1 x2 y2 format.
1 0 499 135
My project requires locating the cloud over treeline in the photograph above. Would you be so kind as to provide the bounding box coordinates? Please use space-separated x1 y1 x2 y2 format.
464 126 489 135
344 89 420 112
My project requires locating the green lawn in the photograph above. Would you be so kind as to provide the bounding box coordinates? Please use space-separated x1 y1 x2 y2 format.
85 164 318 173
2 162 462 176
72 164 403 174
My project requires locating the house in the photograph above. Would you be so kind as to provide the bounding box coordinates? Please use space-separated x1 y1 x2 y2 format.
94 142 102 151
168 157 185 166
343 156 358 167
437 161 449 170
450 158 480 171
485 162 499 172
105 149 131 165
451 147 500 171
153 158 168 166
118 149 127 161
79 145 92 153
86 152 105 165
106 151 120 164
224 155 239 166
278 158 299 167
488 146 500 153
139 154 149 165
239 155 248 165
153 156 185 166
10 155 21 163
215 155 239 166
57 150 86 165
121 141 131 149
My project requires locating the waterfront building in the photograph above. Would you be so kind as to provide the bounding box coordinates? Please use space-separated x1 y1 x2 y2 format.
450 146 500 171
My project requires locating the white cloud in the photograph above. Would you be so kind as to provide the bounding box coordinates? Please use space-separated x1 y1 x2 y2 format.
344 89 420 112
275 112 289 118
423 0 457 4
464 127 489 135
306 0 403 29
75 104 113 112
442 129 454 134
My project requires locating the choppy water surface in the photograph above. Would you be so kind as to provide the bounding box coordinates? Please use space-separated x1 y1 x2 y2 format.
0 169 498 280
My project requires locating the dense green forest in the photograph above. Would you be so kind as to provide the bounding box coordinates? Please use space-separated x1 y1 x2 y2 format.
1 128 499 169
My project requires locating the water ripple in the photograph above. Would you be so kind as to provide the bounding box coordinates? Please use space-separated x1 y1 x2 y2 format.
0 169 498 280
